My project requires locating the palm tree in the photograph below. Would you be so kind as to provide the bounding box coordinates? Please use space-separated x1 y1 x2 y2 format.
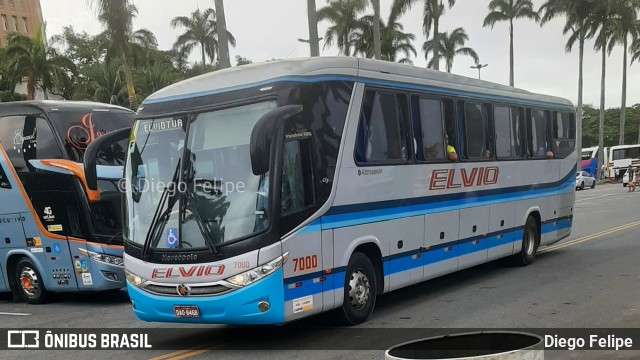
609 0 639 145
483 0 539 86
317 0 368 56
587 0 619 171
89 0 155 110
171 8 236 66
540 0 595 159
423 27 478 73
215 0 231 69
423 0 456 71
85 62 128 105
372 0 382 59
2 30 77 100
306 0 321 56
352 13 417 63
629 23 640 143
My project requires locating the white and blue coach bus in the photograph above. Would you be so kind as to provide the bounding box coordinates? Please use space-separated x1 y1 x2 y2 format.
95 58 577 325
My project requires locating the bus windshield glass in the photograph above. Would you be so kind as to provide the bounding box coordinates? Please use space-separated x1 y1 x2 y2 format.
124 101 277 250
49 109 133 165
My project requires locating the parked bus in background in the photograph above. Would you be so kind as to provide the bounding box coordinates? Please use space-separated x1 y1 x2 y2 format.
607 144 640 180
0 101 133 304
101 58 577 325
580 146 598 178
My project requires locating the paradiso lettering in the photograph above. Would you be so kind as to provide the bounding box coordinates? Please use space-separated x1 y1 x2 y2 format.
66 113 109 152
429 166 500 190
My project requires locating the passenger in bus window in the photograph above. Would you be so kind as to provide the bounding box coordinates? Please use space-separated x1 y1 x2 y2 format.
483 149 491 158
445 133 457 161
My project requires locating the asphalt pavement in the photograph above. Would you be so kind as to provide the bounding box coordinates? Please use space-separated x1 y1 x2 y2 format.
2 183 640 360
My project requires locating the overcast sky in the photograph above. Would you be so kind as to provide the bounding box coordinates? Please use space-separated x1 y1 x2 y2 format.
40 0 639 108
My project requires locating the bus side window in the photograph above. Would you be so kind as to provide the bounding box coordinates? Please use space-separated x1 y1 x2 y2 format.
280 137 315 234
551 111 576 158
494 105 525 159
412 96 445 161
356 90 410 164
462 102 493 159
528 109 551 159
0 115 63 173
0 163 11 189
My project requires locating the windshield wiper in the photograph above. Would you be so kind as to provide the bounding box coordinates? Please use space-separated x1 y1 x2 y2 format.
181 150 220 256
141 158 181 259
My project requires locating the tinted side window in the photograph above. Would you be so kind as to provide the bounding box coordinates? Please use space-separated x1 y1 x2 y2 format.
494 106 525 159
528 110 550 158
413 97 445 161
0 115 63 173
552 111 576 158
356 90 409 164
463 102 492 159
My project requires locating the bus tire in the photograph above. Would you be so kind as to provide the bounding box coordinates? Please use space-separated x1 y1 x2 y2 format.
340 252 377 325
14 257 48 304
514 216 539 267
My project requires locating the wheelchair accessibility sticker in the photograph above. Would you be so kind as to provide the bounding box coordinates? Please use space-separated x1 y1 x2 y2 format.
165 228 179 249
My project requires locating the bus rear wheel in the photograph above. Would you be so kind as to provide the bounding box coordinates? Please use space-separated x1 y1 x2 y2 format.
340 252 377 325
514 216 540 266
14 258 48 304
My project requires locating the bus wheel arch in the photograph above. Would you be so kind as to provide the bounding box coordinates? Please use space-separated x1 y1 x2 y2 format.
9 255 49 304
340 246 381 325
514 212 541 266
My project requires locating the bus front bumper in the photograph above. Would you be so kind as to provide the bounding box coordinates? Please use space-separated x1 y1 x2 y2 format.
127 268 285 325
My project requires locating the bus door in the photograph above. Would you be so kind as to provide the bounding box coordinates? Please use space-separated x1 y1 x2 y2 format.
24 161 96 290
0 145 30 292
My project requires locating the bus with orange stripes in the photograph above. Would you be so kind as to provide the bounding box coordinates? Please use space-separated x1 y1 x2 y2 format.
0 101 133 303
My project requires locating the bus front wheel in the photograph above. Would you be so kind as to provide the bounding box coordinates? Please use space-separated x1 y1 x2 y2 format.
514 216 540 266
14 258 48 304
340 252 377 325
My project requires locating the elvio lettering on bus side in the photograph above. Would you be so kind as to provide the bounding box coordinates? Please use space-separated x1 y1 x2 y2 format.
429 167 499 190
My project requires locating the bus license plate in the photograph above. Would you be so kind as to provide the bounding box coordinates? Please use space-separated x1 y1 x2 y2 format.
174 306 200 318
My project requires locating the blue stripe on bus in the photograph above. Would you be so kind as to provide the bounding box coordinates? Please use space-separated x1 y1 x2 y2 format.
295 168 576 234
142 75 575 111
283 219 571 301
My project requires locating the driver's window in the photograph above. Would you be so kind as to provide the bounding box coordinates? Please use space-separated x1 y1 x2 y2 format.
281 140 305 215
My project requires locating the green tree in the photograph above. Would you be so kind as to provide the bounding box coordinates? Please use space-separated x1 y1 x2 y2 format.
483 0 539 86
214 0 231 69
235 55 253 66
317 0 368 56
2 30 77 100
540 0 596 154
372 0 382 59
84 61 128 105
171 8 236 66
612 0 640 144
423 0 456 71
90 0 157 110
352 0 417 63
587 0 619 168
423 27 478 73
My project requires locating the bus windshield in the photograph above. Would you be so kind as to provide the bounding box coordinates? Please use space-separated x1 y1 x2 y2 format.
49 109 133 165
124 101 276 251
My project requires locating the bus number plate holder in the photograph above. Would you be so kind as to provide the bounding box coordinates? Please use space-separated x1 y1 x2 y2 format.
174 305 200 318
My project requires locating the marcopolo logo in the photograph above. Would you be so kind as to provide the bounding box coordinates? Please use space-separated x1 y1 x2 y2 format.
358 168 383 176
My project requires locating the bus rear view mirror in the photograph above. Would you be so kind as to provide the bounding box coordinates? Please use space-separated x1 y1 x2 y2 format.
250 105 303 175
84 127 132 192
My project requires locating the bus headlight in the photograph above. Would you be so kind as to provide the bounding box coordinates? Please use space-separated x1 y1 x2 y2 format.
226 252 288 287
125 269 147 287
78 248 124 266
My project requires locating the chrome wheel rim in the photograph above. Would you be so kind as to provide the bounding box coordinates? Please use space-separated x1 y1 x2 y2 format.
526 227 536 255
348 269 370 310
20 267 39 296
